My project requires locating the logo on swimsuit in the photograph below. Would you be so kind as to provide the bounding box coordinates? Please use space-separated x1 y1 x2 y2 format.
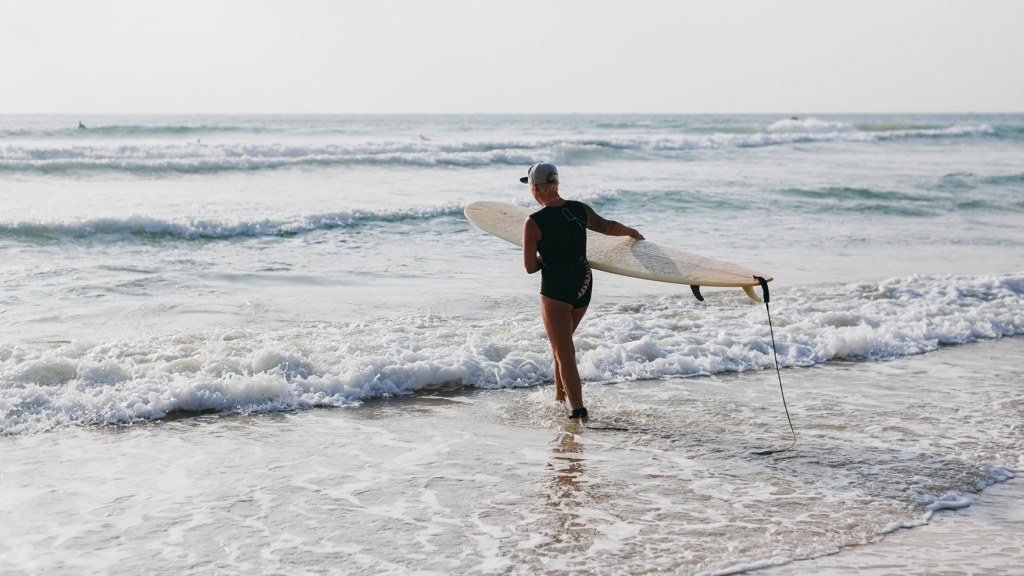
576 267 592 300
561 207 586 231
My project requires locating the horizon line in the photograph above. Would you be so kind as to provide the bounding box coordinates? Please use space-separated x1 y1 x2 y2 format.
3 110 1022 117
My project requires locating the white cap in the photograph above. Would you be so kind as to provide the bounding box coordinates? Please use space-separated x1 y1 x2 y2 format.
520 162 558 184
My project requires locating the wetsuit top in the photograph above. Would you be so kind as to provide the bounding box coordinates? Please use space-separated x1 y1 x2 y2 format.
529 200 593 308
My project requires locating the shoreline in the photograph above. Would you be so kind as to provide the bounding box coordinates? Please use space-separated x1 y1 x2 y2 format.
758 475 1024 575
1 339 1021 575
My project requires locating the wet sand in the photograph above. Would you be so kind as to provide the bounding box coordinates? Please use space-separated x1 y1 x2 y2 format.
761 476 1024 575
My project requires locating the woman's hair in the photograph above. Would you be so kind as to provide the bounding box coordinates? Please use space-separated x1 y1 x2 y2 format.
533 181 559 195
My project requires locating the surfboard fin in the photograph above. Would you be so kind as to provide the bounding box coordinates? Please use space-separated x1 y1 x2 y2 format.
742 285 763 303
690 285 704 301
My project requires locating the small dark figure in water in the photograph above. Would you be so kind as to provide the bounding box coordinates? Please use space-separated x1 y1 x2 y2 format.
78 121 86 129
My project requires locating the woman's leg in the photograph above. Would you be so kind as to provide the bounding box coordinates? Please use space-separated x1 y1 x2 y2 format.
552 303 589 403
541 296 588 410
553 354 565 403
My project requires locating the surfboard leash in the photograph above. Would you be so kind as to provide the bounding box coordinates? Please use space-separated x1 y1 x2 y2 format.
755 276 796 452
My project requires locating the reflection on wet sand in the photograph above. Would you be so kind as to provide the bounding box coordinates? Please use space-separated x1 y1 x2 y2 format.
537 432 605 554
548 432 587 501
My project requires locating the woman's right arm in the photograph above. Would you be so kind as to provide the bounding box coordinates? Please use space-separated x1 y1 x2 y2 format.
523 217 543 274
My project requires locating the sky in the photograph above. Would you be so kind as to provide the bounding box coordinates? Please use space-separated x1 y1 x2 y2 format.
2 0 1022 114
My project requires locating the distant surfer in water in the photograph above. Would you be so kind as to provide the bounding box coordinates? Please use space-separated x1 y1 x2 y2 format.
521 162 643 420
78 121 86 129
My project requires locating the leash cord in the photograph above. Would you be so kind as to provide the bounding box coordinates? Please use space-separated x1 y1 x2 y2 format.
755 275 795 451
765 300 796 450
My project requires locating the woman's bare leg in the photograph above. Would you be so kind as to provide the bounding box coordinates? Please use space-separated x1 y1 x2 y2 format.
541 296 588 409
560 306 587 402
553 354 565 403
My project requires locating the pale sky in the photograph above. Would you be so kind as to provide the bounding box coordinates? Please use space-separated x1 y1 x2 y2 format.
2 0 1022 114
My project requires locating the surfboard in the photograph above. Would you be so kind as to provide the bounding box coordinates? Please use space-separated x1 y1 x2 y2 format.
464 201 773 302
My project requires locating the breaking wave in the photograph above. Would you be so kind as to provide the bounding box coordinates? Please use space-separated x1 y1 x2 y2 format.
2 272 1021 434
0 119 995 174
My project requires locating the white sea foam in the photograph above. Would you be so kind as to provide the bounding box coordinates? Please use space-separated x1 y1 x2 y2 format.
0 121 994 174
1 272 1021 435
767 118 858 134
0 205 469 240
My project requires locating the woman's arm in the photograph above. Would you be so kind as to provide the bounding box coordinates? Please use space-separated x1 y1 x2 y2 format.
583 205 644 240
523 217 543 274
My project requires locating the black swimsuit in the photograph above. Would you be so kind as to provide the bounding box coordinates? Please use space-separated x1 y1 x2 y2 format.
530 201 593 309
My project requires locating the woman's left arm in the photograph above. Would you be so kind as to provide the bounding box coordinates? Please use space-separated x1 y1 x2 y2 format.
583 205 644 240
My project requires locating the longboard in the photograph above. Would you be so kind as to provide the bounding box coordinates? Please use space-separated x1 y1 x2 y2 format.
464 201 772 302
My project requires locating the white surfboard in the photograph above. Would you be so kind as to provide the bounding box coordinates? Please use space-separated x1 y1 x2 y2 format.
464 201 773 302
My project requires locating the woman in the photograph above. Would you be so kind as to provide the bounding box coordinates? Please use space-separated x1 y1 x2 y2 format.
521 162 644 419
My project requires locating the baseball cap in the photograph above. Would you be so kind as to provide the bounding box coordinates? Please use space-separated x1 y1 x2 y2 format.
520 162 559 184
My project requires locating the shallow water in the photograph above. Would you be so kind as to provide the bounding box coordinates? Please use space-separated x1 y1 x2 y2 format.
2 338 1019 575
764 477 1024 576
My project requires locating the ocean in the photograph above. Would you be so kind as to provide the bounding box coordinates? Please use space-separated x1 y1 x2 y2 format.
1 113 1022 575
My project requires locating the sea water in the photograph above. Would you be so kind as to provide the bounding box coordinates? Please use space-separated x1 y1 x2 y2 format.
1 114 1022 574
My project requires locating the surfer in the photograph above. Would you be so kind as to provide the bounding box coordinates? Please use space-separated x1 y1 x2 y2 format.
521 162 643 420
